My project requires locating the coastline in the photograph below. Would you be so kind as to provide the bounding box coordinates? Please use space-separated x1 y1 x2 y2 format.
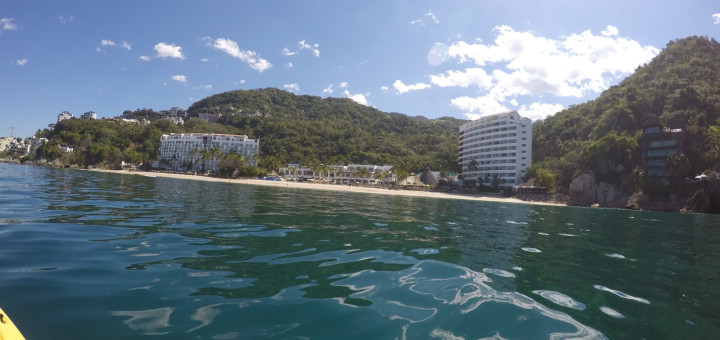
88 169 563 207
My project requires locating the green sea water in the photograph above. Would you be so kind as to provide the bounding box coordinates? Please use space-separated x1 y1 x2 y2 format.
1 162 719 339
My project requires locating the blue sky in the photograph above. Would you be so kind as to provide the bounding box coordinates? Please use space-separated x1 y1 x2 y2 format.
2 0 719 138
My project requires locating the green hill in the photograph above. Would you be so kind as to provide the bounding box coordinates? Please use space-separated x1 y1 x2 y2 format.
32 88 466 174
187 87 465 170
529 36 720 198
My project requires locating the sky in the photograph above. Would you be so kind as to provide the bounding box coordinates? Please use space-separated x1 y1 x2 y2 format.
1 0 720 138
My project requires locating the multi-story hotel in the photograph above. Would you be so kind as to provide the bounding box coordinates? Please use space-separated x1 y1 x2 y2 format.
458 111 532 188
159 133 259 172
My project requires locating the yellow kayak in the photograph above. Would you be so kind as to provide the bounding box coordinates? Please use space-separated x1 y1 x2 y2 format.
0 306 25 340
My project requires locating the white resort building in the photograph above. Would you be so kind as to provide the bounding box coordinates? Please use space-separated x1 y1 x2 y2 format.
279 164 395 184
158 133 259 172
458 111 532 188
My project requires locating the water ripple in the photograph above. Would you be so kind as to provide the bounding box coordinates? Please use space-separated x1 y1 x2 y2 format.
593 285 651 304
533 290 587 310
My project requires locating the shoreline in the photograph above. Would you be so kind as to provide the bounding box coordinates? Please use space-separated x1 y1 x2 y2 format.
89 169 563 207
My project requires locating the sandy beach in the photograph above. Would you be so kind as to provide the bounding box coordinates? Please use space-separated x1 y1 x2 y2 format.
89 169 562 206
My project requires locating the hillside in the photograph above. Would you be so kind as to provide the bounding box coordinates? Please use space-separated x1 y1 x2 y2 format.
529 36 720 207
30 88 466 174
188 88 466 170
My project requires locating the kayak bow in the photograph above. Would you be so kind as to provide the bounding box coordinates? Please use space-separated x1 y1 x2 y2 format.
0 306 25 340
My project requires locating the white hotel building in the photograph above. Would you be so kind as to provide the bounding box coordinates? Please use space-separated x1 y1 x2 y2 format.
458 111 532 188
159 133 259 172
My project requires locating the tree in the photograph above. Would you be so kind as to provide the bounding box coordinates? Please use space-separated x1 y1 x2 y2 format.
535 168 557 192
665 154 690 193
355 167 371 184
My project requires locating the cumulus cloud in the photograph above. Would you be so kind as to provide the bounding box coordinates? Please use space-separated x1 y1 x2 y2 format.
154 42 185 59
121 41 131 50
172 75 187 83
601 25 619 37
102 39 116 46
1 18 17 32
284 83 300 93
432 25 659 119
344 90 368 106
286 62 293 68
15 59 28 66
141 42 185 60
282 47 296 56
430 68 493 88
322 84 334 94
713 13 720 24
209 37 271 72
517 102 565 121
392 80 431 94
201 58 209 62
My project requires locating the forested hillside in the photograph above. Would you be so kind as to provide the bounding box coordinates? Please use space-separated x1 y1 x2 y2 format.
188 88 465 170
31 89 465 173
529 36 720 196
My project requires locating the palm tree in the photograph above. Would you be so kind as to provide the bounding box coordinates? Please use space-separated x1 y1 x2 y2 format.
373 169 384 184
355 167 371 184
467 159 479 173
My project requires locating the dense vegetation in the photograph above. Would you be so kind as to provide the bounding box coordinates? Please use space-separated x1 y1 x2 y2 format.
31 89 465 174
188 88 464 172
529 36 720 194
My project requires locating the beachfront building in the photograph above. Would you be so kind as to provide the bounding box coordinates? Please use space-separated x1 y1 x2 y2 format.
158 133 259 172
458 110 532 188
279 164 395 184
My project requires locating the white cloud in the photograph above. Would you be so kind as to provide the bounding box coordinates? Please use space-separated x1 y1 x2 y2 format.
193 84 213 91
430 68 492 88
58 15 75 24
437 25 658 120
299 40 320 57
343 90 368 106
154 42 185 59
121 41 131 51
713 13 720 24
517 102 565 121
15 59 28 66
339 82 348 88
380 85 390 92
201 58 209 62
392 80 431 94
601 25 619 37
286 62 293 68
102 39 116 46
284 83 300 93
283 40 321 58
172 75 187 83
1 18 17 32
426 10 439 24
210 37 271 72
410 19 424 26
139 55 151 61
322 84 334 94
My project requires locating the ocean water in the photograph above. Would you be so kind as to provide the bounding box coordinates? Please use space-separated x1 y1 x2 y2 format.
1 163 719 339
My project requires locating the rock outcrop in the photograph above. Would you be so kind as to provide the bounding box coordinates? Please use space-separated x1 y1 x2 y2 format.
568 171 631 207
